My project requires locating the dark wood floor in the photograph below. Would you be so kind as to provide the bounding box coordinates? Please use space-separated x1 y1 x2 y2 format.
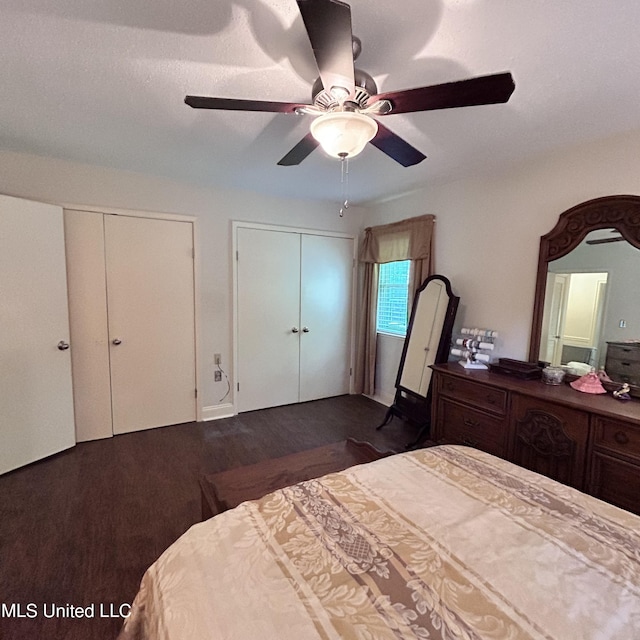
0 395 418 640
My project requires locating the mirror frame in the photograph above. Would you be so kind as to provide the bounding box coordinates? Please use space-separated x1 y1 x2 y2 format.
528 195 640 385
377 274 459 448
397 274 460 398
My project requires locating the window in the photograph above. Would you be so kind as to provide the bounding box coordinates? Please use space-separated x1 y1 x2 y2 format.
376 260 411 336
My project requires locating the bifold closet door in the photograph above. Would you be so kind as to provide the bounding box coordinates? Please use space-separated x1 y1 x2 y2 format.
299 234 353 402
105 215 196 434
236 228 301 413
0 195 75 474
64 210 113 441
66 211 197 439
236 227 353 413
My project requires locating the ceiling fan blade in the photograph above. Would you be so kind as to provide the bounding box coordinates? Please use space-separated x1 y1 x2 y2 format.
372 72 515 115
296 0 355 95
369 121 426 167
185 96 309 114
277 133 320 166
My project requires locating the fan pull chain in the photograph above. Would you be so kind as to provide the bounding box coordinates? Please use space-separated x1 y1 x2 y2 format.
339 154 349 217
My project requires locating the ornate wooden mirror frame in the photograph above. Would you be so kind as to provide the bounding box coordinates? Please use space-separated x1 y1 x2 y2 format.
528 195 640 392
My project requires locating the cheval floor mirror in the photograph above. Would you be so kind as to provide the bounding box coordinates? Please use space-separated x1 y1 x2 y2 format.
378 274 459 447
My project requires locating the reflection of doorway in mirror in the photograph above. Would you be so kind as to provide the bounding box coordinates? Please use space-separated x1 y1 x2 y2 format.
541 272 608 366
541 273 568 364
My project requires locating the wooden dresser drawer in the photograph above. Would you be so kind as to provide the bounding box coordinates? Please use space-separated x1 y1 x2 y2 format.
604 360 640 386
436 398 507 457
606 343 640 363
589 450 640 515
593 417 640 461
437 374 507 416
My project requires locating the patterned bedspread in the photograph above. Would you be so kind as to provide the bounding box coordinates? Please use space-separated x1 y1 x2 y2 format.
119 445 640 639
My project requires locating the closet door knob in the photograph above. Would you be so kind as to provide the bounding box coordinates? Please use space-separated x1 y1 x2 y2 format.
302 327 310 333
112 338 122 345
57 341 70 351
291 327 299 333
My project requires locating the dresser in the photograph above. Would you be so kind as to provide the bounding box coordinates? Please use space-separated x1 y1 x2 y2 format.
605 341 640 387
431 363 640 514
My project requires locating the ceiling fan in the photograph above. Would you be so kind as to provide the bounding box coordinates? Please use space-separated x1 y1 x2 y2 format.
185 0 515 167
586 230 626 245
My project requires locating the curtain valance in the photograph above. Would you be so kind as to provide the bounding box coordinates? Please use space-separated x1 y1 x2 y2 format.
359 214 434 264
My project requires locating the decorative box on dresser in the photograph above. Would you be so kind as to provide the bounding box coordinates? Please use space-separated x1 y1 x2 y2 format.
431 362 640 515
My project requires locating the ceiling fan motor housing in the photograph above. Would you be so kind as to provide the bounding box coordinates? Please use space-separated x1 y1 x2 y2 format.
312 69 378 111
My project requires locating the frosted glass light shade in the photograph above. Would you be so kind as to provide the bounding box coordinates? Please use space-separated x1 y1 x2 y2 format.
310 112 378 159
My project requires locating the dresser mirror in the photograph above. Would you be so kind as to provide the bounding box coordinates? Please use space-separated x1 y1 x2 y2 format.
529 195 640 396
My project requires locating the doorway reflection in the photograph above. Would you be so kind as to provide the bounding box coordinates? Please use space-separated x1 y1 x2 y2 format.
541 271 608 368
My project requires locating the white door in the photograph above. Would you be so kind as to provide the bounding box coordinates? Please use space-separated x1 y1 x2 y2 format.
299 234 353 401
0 195 75 475
105 215 196 434
562 272 608 350
64 210 113 441
236 226 354 413
236 228 301 412
543 274 568 364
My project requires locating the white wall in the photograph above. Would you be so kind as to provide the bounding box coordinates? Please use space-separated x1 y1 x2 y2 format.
367 128 640 401
0 150 365 420
4 125 640 416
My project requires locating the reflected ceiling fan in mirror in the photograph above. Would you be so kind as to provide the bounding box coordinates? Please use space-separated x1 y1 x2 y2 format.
586 230 626 245
185 0 516 167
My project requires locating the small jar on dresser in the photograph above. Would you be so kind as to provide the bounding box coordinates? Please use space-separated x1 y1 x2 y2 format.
430 363 640 515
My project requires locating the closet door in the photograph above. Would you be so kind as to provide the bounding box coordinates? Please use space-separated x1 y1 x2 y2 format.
64 211 112 441
236 226 354 413
236 228 301 413
105 215 196 434
0 195 75 474
299 234 353 401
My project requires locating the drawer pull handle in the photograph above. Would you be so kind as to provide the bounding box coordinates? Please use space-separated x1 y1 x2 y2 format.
614 431 630 445
462 437 479 447
486 395 497 404
463 418 480 428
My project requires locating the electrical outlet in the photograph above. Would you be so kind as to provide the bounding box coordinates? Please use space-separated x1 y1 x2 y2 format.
214 353 221 365
214 370 222 382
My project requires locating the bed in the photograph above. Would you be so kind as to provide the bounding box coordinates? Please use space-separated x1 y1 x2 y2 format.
119 445 640 639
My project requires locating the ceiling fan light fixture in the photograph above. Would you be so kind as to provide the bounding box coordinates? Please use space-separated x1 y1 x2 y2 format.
310 111 378 159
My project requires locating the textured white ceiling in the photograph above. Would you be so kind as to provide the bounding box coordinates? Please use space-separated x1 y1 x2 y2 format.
1 1 639 204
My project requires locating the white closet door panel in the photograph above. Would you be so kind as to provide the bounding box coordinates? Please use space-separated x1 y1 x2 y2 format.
299 234 353 402
64 210 113 441
0 195 75 474
401 279 448 396
237 228 300 412
105 215 196 434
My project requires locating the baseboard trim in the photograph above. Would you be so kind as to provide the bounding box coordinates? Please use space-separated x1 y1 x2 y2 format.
202 403 235 421
364 393 393 407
